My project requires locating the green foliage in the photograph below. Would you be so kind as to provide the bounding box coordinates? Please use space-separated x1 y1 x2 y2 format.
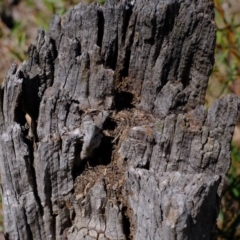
213 2 240 238
3 0 78 63
8 20 27 61
97 0 106 5
213 3 240 109
217 143 240 239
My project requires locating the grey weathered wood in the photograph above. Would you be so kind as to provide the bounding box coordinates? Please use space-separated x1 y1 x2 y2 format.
0 0 239 239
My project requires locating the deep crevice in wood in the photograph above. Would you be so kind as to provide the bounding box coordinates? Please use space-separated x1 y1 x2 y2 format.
14 93 26 126
92 135 114 166
121 7 133 45
23 143 44 216
97 9 104 49
104 35 119 71
0 87 4 124
22 75 41 137
23 209 34 240
114 91 134 110
122 206 131 240
50 38 59 61
72 139 83 180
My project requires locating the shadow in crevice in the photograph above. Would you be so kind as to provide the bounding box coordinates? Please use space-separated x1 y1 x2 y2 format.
72 117 118 179
121 6 133 45
72 139 83 180
102 117 117 131
72 135 114 179
14 92 27 127
180 52 193 88
114 91 134 110
122 206 132 240
22 71 41 142
97 9 104 48
22 208 34 240
136 160 150 170
50 38 58 60
89 135 114 167
104 36 118 70
121 10 136 78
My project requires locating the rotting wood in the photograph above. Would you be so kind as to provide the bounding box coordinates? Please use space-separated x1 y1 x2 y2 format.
0 0 239 239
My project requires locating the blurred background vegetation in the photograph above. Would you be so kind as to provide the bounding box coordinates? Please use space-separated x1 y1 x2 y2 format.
0 0 240 239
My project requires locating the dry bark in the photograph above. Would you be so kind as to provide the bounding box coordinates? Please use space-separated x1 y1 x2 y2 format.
0 0 239 239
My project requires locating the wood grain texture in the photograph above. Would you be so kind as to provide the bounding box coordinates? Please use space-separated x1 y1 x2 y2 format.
0 0 239 239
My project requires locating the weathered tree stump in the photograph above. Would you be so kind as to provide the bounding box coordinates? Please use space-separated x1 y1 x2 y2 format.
0 0 239 239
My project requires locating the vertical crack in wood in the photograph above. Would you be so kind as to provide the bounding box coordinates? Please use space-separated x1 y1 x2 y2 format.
97 9 105 49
